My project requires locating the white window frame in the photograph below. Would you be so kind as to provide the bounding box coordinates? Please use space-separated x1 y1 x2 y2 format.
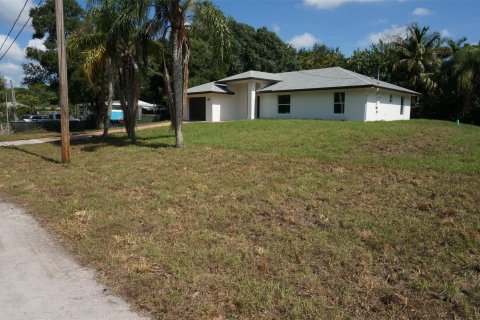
278 95 291 114
400 96 405 115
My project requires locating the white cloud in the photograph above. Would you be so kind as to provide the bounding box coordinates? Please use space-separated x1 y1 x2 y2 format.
0 34 47 87
412 7 433 16
0 62 23 86
272 23 281 34
27 38 46 51
368 18 388 27
440 29 452 37
0 0 34 30
304 0 388 10
0 35 25 63
359 25 407 46
288 33 318 49
0 62 22 75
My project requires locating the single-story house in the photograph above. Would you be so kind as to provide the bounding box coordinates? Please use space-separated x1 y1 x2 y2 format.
186 67 419 122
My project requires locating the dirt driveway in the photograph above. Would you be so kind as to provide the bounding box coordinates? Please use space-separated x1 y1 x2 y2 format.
0 202 148 320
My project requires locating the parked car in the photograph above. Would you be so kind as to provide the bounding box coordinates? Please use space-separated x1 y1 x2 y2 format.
48 113 61 121
47 113 81 121
21 115 48 122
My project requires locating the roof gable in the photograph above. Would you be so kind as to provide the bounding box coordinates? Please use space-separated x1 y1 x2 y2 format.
216 70 282 83
188 82 235 95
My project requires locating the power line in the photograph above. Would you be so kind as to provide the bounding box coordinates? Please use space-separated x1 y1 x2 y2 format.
0 0 44 63
0 0 30 54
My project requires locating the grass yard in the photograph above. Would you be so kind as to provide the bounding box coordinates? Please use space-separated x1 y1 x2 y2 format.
0 119 479 319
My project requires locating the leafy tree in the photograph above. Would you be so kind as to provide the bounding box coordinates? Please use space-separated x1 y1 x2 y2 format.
347 42 396 83
0 75 6 92
226 20 298 75
297 44 347 70
452 45 480 116
188 37 224 86
23 0 85 103
16 84 58 114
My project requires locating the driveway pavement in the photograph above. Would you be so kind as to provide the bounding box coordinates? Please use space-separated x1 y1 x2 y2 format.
0 202 148 320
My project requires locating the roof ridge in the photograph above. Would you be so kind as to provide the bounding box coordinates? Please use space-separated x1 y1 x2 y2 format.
338 67 373 86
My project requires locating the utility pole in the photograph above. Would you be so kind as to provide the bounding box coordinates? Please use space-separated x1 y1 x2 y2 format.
55 0 71 163
10 80 18 121
5 93 8 132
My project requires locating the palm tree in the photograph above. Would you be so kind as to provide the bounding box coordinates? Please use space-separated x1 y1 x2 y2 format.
151 0 231 148
90 0 229 145
452 45 480 115
446 37 468 55
393 23 443 92
89 0 151 143
68 15 114 137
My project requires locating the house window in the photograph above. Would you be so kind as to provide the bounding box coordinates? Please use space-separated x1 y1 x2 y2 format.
389 94 393 103
278 95 290 114
400 97 404 115
334 92 345 114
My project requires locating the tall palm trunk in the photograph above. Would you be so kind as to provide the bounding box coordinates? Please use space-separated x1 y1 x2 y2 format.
162 52 175 129
118 53 140 144
172 26 184 148
103 57 114 137
182 41 190 119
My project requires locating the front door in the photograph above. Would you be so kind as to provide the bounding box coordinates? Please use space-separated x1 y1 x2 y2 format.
189 97 206 121
256 96 261 119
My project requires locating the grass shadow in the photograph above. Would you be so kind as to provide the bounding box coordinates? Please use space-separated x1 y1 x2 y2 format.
4 146 61 164
66 134 175 153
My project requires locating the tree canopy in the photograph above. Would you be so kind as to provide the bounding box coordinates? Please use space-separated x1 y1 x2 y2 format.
23 0 85 92
298 44 347 70
0 75 6 92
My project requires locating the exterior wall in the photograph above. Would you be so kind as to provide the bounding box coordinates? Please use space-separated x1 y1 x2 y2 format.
365 89 411 121
212 94 237 121
187 87 411 122
258 89 368 121
205 95 214 122
229 83 248 119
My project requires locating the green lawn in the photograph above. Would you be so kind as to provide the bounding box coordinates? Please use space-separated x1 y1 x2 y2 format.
0 119 479 319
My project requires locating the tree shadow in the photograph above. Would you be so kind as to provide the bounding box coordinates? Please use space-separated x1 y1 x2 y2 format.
67 134 175 153
4 146 61 164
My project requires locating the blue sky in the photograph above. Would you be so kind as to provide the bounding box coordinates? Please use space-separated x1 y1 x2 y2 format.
1 0 479 86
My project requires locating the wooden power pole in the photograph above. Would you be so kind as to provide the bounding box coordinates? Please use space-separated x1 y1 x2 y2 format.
5 93 9 132
55 0 71 163
10 80 18 121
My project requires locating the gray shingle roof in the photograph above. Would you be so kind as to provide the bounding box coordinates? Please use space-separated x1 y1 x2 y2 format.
216 70 282 83
188 82 234 95
188 67 419 96
257 67 419 94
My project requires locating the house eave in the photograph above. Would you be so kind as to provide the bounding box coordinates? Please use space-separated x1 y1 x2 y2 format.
258 84 420 95
257 85 374 94
187 91 235 96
